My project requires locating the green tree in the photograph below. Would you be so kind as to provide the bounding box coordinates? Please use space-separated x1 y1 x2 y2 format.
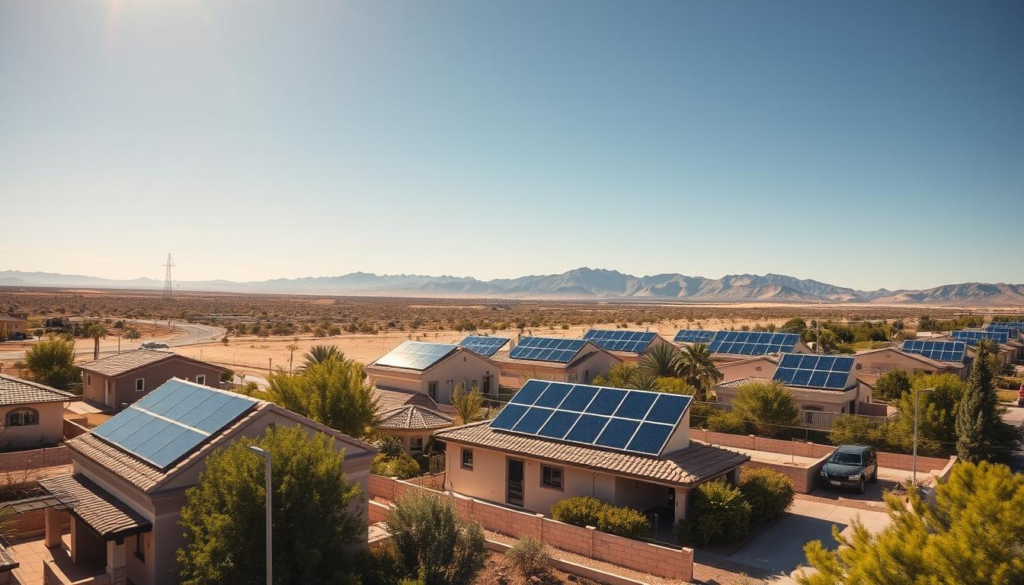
302 344 343 368
676 480 752 547
451 381 483 424
799 461 1024 585
828 415 888 450
956 340 1021 463
654 377 696 395
638 343 678 378
267 359 378 439
673 343 722 402
886 374 965 456
591 363 640 389
779 318 807 334
23 335 81 391
814 329 841 354
730 380 801 437
385 490 488 585
177 426 363 585
81 320 107 360
874 369 911 402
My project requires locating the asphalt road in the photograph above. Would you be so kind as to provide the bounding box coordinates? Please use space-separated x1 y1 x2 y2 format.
0 319 225 361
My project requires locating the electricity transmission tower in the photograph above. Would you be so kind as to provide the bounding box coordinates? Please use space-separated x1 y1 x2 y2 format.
163 254 175 300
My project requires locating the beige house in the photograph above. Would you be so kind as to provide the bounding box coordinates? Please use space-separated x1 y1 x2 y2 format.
717 353 870 415
716 356 779 384
366 342 499 405
854 346 963 387
0 314 29 340
491 338 621 388
581 330 676 364
32 379 375 585
377 405 453 455
674 330 812 363
0 375 74 448
79 350 227 410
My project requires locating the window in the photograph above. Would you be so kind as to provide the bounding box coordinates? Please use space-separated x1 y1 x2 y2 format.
135 533 145 562
428 381 438 400
541 465 563 490
461 448 474 470
87 374 91 385
7 409 38 427
135 378 145 392
196 374 206 385
411 438 424 453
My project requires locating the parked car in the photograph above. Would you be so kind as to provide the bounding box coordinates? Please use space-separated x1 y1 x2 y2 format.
140 341 170 350
820 445 877 494
1017 380 1024 407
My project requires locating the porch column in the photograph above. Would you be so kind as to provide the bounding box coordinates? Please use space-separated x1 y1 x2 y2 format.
674 488 689 523
106 539 127 585
44 508 62 548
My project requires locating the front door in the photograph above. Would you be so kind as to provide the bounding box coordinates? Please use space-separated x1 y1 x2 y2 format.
482 375 492 396
507 458 524 507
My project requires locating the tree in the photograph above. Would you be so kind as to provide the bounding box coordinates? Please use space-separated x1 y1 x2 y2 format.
673 343 722 402
302 344 343 369
798 461 1024 585
814 329 841 354
874 369 911 402
267 359 378 439
385 490 488 585
451 381 483 424
779 318 807 334
592 363 640 389
177 426 363 585
23 335 80 391
956 340 1021 463
886 374 964 456
285 341 300 374
730 380 800 437
638 343 678 378
81 320 107 360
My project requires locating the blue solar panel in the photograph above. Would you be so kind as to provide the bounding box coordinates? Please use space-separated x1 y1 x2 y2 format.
375 341 458 370
771 352 854 390
490 381 692 456
901 340 967 363
94 379 257 470
459 336 510 357
674 330 717 343
988 324 1020 339
951 330 1009 345
709 332 799 356
509 337 588 363
583 330 657 354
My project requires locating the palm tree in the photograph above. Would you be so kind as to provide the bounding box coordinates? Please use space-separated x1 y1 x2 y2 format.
673 343 722 402
627 371 660 391
302 345 343 369
82 321 107 360
638 343 678 378
285 341 300 374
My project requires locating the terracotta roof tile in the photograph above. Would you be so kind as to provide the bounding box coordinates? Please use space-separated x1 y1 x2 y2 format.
40 474 151 539
378 405 452 430
0 375 75 406
373 387 439 411
66 434 167 492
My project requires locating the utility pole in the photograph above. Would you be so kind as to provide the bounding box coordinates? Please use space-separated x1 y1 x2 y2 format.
248 446 272 585
163 254 175 300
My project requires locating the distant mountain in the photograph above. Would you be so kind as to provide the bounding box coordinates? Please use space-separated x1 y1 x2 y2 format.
1 268 1022 306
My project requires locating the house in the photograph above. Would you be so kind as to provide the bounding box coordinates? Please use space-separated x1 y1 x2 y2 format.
377 405 453 455
373 386 441 412
458 335 511 357
434 380 748 528
365 341 499 405
490 337 621 387
0 313 29 340
32 378 375 585
854 346 964 387
79 349 228 410
716 353 870 415
674 330 812 362
716 356 779 384
581 329 676 364
0 375 74 448
899 340 969 379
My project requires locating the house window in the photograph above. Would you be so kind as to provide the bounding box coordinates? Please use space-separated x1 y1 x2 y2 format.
461 448 474 470
135 378 145 392
7 408 38 427
135 533 145 562
410 438 424 453
428 382 438 400
87 374 91 385
541 465 563 490
196 374 206 385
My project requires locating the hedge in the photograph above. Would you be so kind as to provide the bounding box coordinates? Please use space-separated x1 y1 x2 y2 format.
551 496 650 539
739 468 795 527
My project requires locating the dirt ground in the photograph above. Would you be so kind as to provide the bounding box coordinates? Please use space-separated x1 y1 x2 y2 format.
477 551 601 585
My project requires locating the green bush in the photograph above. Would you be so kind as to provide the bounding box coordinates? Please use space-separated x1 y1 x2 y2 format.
550 496 604 528
551 496 650 539
377 435 405 459
676 480 751 547
371 453 422 480
875 369 912 402
505 536 549 578
996 376 1023 390
705 412 748 435
739 468 794 526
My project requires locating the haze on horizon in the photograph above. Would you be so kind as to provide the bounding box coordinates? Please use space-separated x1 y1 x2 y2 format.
1 1 1022 290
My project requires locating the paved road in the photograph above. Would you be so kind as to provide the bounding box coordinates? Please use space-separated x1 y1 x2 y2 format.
0 319 225 361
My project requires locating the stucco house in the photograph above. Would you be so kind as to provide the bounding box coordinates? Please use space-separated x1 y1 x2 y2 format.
31 378 375 585
0 313 29 340
79 349 227 410
716 355 779 384
674 330 813 362
434 380 748 529
366 341 499 405
581 330 676 364
853 346 963 387
0 375 74 448
716 353 870 415
377 405 453 455
491 337 621 388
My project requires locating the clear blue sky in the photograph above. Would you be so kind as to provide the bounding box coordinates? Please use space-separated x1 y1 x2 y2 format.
2 1 1021 290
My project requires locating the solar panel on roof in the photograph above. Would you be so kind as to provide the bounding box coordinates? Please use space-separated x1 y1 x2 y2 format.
583 330 657 354
709 331 799 356
900 340 966 363
495 380 692 456
772 353 854 390
988 324 1021 338
508 337 587 363
93 379 257 470
459 336 509 357
951 330 1009 345
375 341 458 370
674 330 717 344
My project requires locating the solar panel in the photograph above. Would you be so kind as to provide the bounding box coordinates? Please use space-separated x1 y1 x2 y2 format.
496 380 692 456
459 336 509 357
375 341 457 370
674 330 717 344
94 379 257 470
772 353 855 390
951 330 1009 345
989 321 1024 330
583 330 657 354
900 340 967 363
987 324 1021 339
508 337 587 363
708 331 799 356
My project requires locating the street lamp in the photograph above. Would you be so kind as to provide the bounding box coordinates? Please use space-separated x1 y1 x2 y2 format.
248 445 272 585
912 387 935 485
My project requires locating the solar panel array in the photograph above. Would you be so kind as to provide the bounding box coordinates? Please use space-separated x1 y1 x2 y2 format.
988 323 1022 338
708 331 800 356
509 337 588 363
375 341 458 370
901 340 967 362
459 336 509 357
674 330 717 343
489 380 692 456
772 353 855 390
94 379 257 469
951 330 1009 345
583 330 657 353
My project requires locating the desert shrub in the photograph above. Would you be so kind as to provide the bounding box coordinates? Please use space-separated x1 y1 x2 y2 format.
505 536 549 578
676 480 751 547
551 496 649 539
730 380 800 437
371 453 421 480
377 435 405 459
550 496 603 528
739 468 795 527
705 412 748 435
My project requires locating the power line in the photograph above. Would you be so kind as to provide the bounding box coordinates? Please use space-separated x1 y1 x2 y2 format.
163 253 175 300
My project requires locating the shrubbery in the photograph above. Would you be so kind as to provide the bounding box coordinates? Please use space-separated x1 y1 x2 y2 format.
551 496 650 539
739 468 795 526
505 536 549 579
371 453 421 480
676 469 795 547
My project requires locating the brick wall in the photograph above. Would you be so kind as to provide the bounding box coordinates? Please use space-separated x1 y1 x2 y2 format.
0 446 71 472
369 474 693 581
11 508 70 539
63 418 90 440
744 453 831 494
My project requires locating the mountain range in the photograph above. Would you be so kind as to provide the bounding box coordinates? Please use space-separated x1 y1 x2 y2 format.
1 268 1023 306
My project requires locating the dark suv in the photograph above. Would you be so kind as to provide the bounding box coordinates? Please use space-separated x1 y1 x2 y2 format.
820 445 877 494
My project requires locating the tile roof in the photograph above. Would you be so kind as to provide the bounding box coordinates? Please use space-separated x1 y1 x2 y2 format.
0 315 27 323
39 474 151 540
434 422 749 487
373 387 439 411
67 434 168 492
0 375 75 405
378 405 453 430
78 349 175 376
